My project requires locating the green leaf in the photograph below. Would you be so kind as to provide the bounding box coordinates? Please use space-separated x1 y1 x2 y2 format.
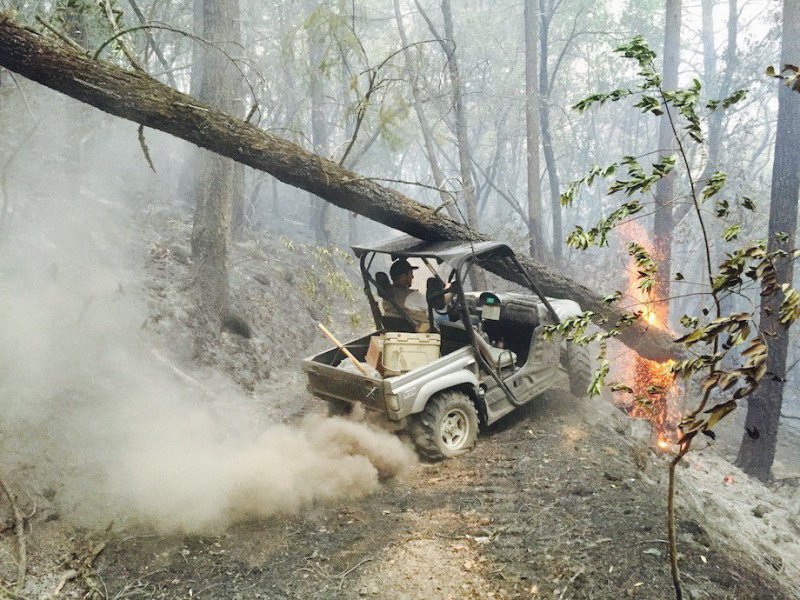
609 382 634 394
722 224 741 242
588 360 610 397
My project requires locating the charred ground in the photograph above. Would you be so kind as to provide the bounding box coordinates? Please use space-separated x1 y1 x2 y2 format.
1 215 799 599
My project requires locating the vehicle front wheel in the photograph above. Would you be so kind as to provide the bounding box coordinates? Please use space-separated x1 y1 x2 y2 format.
563 344 591 397
409 390 479 460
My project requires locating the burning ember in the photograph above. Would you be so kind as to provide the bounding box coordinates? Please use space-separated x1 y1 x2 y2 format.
616 223 681 451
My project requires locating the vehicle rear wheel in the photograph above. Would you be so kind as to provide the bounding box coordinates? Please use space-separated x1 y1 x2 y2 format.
563 344 591 397
409 390 479 460
325 399 353 417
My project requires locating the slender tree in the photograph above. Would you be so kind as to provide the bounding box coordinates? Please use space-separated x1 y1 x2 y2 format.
538 0 560 260
440 0 479 236
736 0 800 481
394 0 459 220
524 0 544 260
652 0 681 324
306 0 332 245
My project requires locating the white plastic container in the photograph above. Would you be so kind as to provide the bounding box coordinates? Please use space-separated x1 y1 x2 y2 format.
382 332 441 376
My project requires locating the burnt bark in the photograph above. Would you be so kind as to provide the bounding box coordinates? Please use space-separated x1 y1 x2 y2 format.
735 0 800 481
0 14 679 361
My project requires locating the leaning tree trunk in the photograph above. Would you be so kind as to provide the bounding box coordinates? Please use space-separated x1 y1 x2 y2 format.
0 14 680 361
735 0 800 481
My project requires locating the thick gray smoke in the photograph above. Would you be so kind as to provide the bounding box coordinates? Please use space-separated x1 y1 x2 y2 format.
0 121 415 534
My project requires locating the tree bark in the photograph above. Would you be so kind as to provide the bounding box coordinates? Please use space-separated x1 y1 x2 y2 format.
189 0 243 352
306 0 332 245
735 0 800 481
524 0 545 260
652 0 681 327
0 14 680 361
539 0 561 261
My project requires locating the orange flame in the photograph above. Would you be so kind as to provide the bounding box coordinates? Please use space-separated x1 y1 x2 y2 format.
616 223 681 451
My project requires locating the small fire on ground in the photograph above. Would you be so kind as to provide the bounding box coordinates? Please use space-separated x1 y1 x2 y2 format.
617 223 681 451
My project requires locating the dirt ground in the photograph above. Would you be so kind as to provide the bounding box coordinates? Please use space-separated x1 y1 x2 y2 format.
4 381 798 600
2 217 800 599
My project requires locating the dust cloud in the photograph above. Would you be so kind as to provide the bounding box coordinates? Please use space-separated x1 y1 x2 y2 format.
0 118 415 534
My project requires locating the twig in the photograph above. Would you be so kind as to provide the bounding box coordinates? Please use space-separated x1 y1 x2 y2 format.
34 16 86 52
137 124 156 173
0 582 29 599
100 0 144 72
6 73 35 120
337 557 373 591
557 566 586 600
0 479 26 593
50 569 78 597
125 0 178 88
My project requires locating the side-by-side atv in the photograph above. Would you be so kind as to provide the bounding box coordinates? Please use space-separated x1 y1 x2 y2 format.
302 236 591 460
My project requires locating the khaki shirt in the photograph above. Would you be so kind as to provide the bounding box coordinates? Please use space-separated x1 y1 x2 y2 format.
382 285 430 331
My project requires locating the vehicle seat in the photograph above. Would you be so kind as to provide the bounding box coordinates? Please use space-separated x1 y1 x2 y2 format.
375 271 416 333
375 271 391 298
474 334 517 369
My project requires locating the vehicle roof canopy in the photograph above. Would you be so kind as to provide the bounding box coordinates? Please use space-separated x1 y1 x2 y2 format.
352 234 512 270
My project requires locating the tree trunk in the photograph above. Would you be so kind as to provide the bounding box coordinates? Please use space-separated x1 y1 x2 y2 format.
652 0 681 325
524 0 544 260
735 0 800 481
306 1 332 245
189 0 243 354
393 0 459 221
439 0 479 234
539 0 561 261
674 0 737 228
0 14 680 362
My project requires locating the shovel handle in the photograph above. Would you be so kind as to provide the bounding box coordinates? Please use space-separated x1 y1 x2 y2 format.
317 323 370 377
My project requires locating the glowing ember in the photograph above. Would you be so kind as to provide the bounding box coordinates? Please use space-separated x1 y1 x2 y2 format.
616 223 681 450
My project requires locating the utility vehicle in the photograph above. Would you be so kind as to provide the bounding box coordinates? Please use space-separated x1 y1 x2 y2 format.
302 236 591 460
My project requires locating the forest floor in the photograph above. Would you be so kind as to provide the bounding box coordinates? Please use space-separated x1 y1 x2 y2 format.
6 383 800 600
2 213 800 599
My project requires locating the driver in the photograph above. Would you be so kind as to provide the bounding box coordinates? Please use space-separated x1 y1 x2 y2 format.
383 259 431 332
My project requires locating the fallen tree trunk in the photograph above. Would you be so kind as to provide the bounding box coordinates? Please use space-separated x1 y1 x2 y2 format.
0 14 679 361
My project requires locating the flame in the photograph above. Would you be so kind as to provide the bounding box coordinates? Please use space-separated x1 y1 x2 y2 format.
616 223 681 451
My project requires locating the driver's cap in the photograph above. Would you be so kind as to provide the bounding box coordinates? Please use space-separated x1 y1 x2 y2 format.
390 258 418 279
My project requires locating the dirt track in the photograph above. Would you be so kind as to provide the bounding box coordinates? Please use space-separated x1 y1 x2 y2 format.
74 388 795 600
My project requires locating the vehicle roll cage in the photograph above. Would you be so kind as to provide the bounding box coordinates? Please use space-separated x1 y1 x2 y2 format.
354 235 563 407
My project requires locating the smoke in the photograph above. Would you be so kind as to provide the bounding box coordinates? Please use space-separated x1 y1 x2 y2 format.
0 114 416 534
